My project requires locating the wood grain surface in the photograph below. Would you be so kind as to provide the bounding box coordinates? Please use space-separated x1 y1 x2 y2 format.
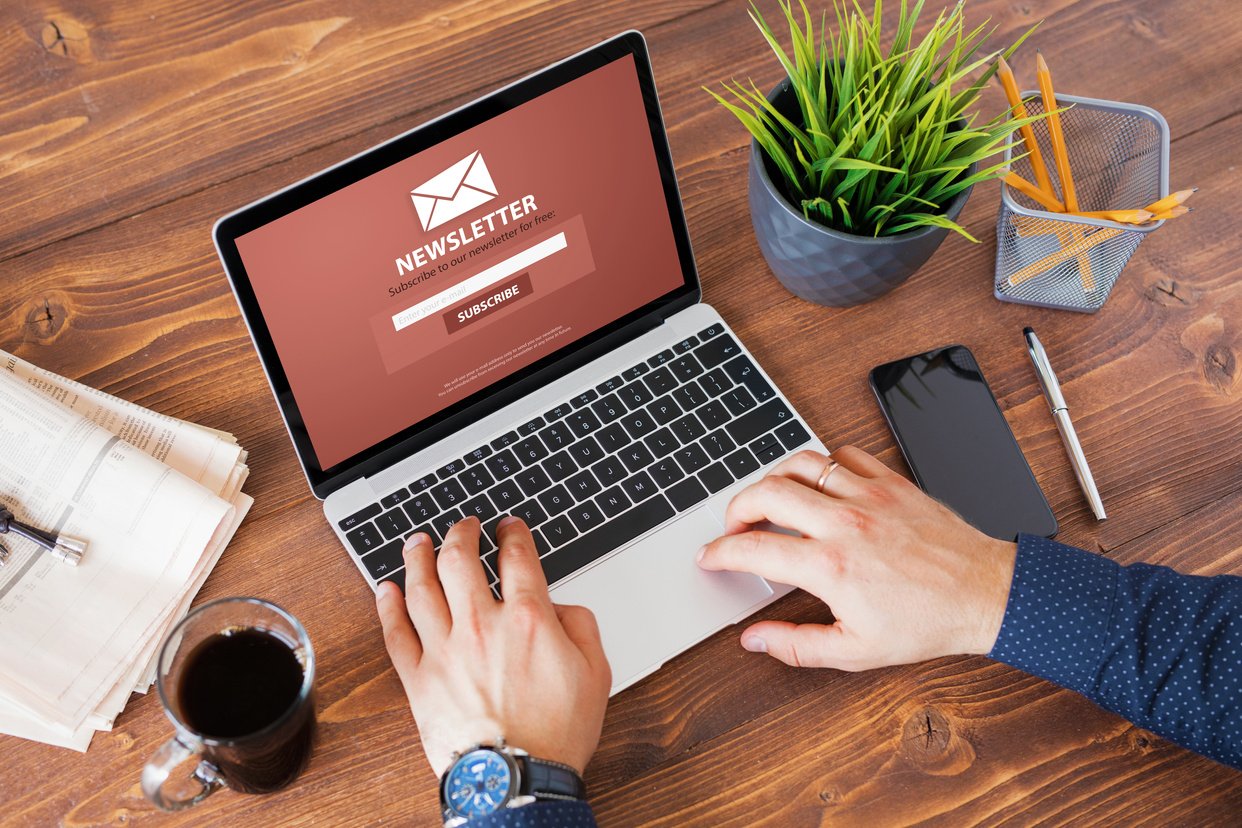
2 0 1239 824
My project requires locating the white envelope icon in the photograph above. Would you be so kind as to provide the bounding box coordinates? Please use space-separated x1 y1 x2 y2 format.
410 151 497 232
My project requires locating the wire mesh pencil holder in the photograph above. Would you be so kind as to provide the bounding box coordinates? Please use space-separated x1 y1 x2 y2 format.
994 92 1169 312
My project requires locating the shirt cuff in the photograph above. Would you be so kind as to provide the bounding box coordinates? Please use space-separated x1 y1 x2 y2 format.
468 800 597 828
988 533 1121 695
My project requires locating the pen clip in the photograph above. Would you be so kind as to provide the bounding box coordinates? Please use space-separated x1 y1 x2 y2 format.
1024 328 1068 412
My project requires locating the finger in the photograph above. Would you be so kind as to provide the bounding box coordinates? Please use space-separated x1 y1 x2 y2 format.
722 475 841 535
375 581 423 680
765 449 871 498
402 532 451 643
697 530 825 587
738 620 863 670
829 445 894 479
554 603 608 675
435 517 494 618
495 516 552 605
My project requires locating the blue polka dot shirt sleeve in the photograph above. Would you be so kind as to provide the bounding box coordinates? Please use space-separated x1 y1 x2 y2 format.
989 534 1242 769
468 801 596 828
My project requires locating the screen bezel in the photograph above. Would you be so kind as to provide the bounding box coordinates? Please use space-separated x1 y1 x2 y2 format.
213 31 701 498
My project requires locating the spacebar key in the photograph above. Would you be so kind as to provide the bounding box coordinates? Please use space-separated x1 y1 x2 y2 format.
725 399 793 445
540 495 675 586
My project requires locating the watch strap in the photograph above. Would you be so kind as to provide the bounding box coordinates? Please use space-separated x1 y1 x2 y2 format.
518 755 587 801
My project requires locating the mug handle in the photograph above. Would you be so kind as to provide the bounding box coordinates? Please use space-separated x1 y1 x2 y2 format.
141 735 225 811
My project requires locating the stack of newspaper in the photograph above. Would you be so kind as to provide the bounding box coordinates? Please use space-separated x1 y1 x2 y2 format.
0 350 252 751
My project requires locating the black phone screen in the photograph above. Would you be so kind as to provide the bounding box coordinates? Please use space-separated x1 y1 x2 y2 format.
869 345 1056 541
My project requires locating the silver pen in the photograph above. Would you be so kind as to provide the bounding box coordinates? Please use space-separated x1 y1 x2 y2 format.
1024 327 1106 520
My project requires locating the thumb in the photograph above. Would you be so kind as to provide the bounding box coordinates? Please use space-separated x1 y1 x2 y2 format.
740 620 863 671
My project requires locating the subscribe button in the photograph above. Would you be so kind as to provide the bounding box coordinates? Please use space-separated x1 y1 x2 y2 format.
442 272 533 334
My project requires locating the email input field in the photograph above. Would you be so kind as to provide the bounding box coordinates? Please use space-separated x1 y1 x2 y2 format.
392 232 568 331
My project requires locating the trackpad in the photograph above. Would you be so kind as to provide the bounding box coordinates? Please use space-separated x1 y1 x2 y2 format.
549 508 772 691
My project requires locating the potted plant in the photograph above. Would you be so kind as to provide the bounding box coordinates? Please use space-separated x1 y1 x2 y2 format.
709 0 1039 306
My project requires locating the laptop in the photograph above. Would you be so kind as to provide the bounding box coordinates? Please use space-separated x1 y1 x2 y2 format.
213 31 827 692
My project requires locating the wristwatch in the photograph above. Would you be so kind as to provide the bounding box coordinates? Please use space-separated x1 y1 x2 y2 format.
440 737 586 826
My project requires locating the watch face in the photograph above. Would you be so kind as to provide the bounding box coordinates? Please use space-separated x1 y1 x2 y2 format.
445 749 513 818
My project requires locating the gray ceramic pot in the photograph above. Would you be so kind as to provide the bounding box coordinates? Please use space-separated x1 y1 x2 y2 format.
748 82 974 307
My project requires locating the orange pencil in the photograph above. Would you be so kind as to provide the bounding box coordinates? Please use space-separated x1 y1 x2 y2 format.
1147 205 1190 222
1144 188 1197 214
997 56 1056 199
1036 53 1078 211
1001 169 1065 212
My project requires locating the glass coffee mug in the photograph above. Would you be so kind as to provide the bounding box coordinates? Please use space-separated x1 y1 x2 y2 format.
142 597 316 810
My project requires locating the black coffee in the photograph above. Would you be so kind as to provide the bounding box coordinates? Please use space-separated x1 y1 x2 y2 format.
177 627 314 793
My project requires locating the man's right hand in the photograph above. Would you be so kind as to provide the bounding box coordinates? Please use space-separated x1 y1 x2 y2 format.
697 447 1017 671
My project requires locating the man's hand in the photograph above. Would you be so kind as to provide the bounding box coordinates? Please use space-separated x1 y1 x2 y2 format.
697 447 1017 671
375 515 611 776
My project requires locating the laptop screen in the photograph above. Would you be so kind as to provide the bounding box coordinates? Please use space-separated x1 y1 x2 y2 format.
230 50 688 475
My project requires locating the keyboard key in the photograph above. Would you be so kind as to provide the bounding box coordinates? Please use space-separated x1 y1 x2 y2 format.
511 500 548 528
648 349 675 367
701 429 737 460
482 549 499 579
721 387 757 417
644 427 679 458
670 413 707 444
673 335 700 353
518 416 545 436
698 368 732 398
571 389 599 408
461 465 495 495
674 444 710 474
648 395 682 425
672 382 708 412
380 567 406 593
595 376 624 394
621 470 657 503
644 366 677 396
375 508 413 541
669 354 704 383
361 539 405 579
490 431 519 450
565 409 603 438
531 529 552 557
698 400 731 430
648 457 685 488
431 508 464 539
696 334 741 369
723 447 760 479
697 323 724 341
545 403 573 422
490 479 523 511
538 485 574 517
567 501 605 534
592 455 627 487
542 450 578 482
463 445 492 465
410 473 438 493
543 496 674 585
437 459 466 479
567 436 605 466
339 503 381 531
619 443 655 473
541 515 578 548
595 422 631 453
699 462 733 494
751 433 785 464
618 380 654 409
595 486 632 517
620 410 657 440
667 477 710 511
621 362 650 381
723 355 776 402
431 479 468 510
345 522 384 555
776 420 812 450
462 493 498 523
566 469 602 501
590 394 626 424
726 399 794 445
485 449 521 480
515 466 553 498
541 420 575 450
403 493 440 524
515 436 550 465
379 489 410 509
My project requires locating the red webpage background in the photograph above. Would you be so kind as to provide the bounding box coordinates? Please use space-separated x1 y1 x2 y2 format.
235 55 684 470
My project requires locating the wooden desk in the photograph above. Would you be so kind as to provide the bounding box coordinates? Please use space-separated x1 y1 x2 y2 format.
3 1 1239 824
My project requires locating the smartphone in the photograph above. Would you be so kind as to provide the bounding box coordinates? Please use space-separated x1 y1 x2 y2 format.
869 344 1057 541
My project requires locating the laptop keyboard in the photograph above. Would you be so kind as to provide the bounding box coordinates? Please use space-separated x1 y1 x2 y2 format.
338 324 811 598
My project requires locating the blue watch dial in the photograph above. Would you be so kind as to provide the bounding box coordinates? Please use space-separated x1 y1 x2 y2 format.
445 749 513 818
